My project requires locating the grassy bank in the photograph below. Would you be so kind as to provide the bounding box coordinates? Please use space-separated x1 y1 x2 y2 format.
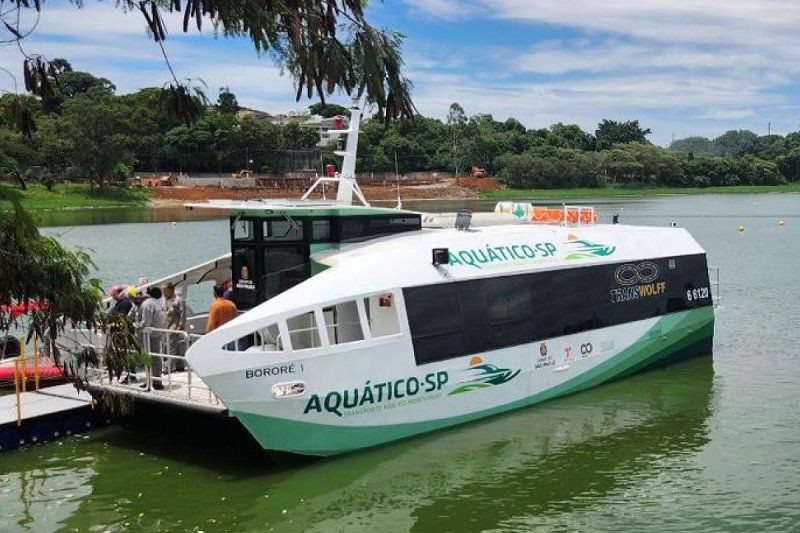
481 182 800 200
0 184 150 211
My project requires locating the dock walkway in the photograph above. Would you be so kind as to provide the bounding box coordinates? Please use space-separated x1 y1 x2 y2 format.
0 384 109 452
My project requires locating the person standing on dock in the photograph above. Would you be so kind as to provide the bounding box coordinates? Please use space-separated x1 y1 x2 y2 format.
161 282 186 371
108 285 133 316
206 285 238 333
133 287 165 390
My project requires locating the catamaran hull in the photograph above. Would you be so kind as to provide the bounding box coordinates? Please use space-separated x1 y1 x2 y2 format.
211 306 713 456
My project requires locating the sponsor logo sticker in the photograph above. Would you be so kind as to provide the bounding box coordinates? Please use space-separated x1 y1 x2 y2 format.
449 356 521 395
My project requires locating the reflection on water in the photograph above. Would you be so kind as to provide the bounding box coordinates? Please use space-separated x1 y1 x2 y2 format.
34 206 223 228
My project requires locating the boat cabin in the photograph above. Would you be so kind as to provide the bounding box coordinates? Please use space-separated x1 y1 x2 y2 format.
227 206 422 310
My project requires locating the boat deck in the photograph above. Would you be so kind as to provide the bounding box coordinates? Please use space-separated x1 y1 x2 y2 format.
85 369 227 415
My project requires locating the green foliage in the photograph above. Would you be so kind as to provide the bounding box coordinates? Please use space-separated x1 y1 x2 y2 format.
217 87 239 114
668 136 715 157
55 88 135 188
713 129 758 158
6 1 415 124
309 102 349 118
0 183 150 211
2 64 800 192
0 208 103 360
595 119 652 150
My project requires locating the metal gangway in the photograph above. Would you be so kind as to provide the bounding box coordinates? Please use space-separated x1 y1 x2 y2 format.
62 327 226 415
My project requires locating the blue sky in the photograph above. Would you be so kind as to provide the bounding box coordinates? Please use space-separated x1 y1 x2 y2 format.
2 0 800 145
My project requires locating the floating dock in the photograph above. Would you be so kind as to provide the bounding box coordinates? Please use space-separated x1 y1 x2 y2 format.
0 384 111 452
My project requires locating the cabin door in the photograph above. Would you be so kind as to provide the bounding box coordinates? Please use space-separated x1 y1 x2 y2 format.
231 217 311 309
260 218 310 302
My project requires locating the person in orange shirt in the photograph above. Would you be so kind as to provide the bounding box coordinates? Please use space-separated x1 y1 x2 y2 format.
206 285 238 333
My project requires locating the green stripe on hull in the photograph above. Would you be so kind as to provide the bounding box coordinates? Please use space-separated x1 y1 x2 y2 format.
233 306 714 456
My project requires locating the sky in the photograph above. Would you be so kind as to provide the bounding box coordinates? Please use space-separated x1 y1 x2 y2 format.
2 0 800 145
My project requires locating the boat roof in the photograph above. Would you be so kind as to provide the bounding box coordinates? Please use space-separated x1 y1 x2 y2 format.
185 199 419 217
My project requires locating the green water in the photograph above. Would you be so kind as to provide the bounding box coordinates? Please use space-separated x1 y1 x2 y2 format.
2 194 800 532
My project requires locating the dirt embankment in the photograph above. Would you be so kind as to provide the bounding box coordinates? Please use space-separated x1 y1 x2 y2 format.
150 177 501 206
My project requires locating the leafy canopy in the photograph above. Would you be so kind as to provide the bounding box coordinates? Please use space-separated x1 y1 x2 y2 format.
2 0 415 127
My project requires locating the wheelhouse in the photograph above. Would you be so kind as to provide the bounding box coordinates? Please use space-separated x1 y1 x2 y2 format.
228 208 422 310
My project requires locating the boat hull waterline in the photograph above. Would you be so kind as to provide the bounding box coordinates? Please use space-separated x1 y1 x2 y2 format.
214 306 713 456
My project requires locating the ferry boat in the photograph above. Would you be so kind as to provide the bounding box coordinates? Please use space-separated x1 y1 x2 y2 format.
69 102 718 456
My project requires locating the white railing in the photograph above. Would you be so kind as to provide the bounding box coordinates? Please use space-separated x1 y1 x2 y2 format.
62 326 222 411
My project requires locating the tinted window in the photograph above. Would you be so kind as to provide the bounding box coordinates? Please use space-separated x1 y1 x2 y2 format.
311 219 331 242
264 219 303 241
404 254 711 365
404 283 464 365
263 245 308 300
232 219 255 241
339 215 421 242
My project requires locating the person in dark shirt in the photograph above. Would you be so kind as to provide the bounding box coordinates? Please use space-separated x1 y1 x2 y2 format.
109 285 133 316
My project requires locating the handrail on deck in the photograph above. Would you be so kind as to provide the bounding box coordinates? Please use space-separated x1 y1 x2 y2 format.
64 325 222 408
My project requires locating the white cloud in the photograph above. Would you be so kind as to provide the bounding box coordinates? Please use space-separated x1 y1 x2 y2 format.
700 109 756 120
399 0 800 141
0 3 306 112
402 0 481 19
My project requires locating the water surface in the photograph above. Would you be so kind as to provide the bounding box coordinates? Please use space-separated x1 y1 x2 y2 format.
2 193 799 532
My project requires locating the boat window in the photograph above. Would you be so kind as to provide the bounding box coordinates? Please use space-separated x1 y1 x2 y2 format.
322 301 364 344
311 219 331 242
263 246 309 300
222 323 282 352
404 284 465 364
232 219 255 241
338 215 422 243
363 293 401 337
263 219 304 242
287 311 322 350
403 254 713 365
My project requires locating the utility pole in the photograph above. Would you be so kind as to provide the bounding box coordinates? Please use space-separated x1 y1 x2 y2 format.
768 122 772 136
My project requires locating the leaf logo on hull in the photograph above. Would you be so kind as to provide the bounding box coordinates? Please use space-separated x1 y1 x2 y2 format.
564 238 617 260
449 356 521 396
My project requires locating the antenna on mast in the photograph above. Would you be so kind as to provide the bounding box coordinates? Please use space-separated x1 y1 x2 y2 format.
300 98 370 206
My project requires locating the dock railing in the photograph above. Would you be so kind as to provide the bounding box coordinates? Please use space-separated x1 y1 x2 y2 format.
63 326 224 413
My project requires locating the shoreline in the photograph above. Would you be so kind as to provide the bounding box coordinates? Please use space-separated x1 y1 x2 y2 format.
3 181 799 212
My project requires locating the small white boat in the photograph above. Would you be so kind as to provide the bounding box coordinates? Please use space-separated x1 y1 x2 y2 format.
72 102 718 456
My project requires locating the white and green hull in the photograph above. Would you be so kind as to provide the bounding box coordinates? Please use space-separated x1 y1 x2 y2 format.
207 306 713 456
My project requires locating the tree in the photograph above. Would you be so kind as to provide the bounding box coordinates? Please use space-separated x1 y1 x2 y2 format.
669 136 715 157
57 88 135 187
309 102 349 118
42 65 116 113
0 205 102 362
713 130 758 158
595 119 651 150
282 122 319 150
217 87 239 114
447 103 466 126
547 123 596 151
1 1 415 130
446 103 468 176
